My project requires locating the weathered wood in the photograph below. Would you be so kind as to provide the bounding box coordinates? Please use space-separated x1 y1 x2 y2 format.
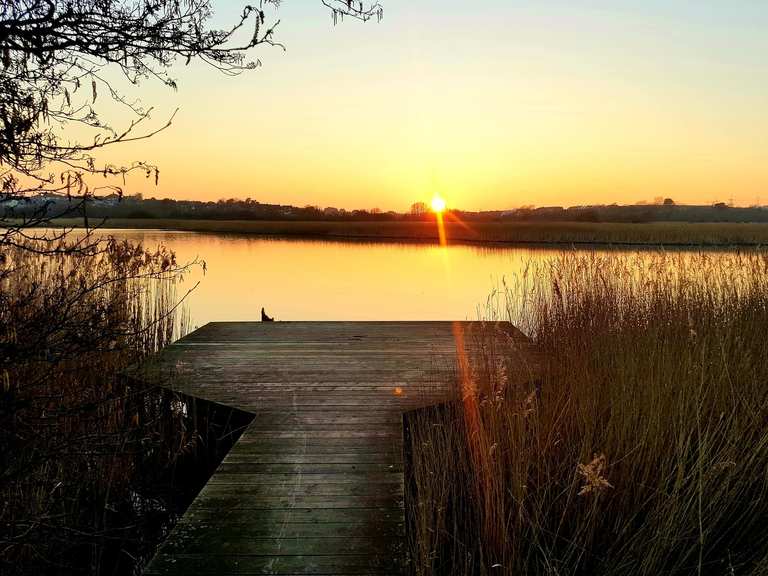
142 321 538 575
158 536 401 557
205 473 404 486
145 553 400 575
191 494 403 510
197 482 404 498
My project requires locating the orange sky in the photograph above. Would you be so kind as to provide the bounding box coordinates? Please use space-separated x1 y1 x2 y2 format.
99 1 768 211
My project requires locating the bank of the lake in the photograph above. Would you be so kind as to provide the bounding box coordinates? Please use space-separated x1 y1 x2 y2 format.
49 218 768 247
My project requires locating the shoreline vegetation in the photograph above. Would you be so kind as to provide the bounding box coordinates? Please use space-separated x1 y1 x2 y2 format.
406 252 768 575
47 218 768 247
0 236 234 576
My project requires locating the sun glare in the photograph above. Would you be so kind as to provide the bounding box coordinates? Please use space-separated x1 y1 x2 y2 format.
431 196 447 213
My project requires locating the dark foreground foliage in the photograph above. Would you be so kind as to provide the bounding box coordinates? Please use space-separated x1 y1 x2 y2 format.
0 236 253 576
407 252 768 576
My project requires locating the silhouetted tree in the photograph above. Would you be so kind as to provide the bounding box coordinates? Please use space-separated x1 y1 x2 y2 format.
1 0 383 242
411 202 428 215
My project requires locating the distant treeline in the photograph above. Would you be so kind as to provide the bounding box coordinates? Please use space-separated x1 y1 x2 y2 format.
501 203 768 223
7 194 768 224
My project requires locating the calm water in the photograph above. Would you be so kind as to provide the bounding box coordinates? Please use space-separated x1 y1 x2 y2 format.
98 229 725 329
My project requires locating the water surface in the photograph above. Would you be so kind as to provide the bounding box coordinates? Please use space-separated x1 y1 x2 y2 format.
99 230 731 328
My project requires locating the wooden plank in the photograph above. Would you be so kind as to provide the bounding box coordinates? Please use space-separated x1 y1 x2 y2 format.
205 473 404 485
197 483 404 498
229 431 401 439
167 522 404 539
222 454 401 464
228 441 402 454
214 463 403 474
190 494 403 510
181 508 404 525
158 536 400 556
143 321 538 576
145 553 401 575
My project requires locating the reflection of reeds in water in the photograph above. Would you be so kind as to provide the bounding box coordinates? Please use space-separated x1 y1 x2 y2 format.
406 251 768 576
0 238 219 576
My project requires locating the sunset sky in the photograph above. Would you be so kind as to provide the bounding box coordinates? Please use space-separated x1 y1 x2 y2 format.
106 1 768 211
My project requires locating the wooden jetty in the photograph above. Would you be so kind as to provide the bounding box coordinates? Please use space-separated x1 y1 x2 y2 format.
142 321 538 575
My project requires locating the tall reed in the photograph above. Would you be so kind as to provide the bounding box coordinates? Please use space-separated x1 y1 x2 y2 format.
407 251 768 575
0 236 197 575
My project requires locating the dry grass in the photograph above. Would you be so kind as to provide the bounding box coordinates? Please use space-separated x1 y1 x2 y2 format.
407 251 768 575
0 236 199 575
49 218 768 247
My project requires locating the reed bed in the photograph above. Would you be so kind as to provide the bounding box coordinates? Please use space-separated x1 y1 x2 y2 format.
49 218 768 247
0 236 205 575
407 251 768 575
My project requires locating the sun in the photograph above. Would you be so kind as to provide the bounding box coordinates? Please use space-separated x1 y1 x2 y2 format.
431 195 447 213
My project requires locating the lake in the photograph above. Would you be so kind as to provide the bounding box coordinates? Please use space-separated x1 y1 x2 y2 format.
100 229 735 329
